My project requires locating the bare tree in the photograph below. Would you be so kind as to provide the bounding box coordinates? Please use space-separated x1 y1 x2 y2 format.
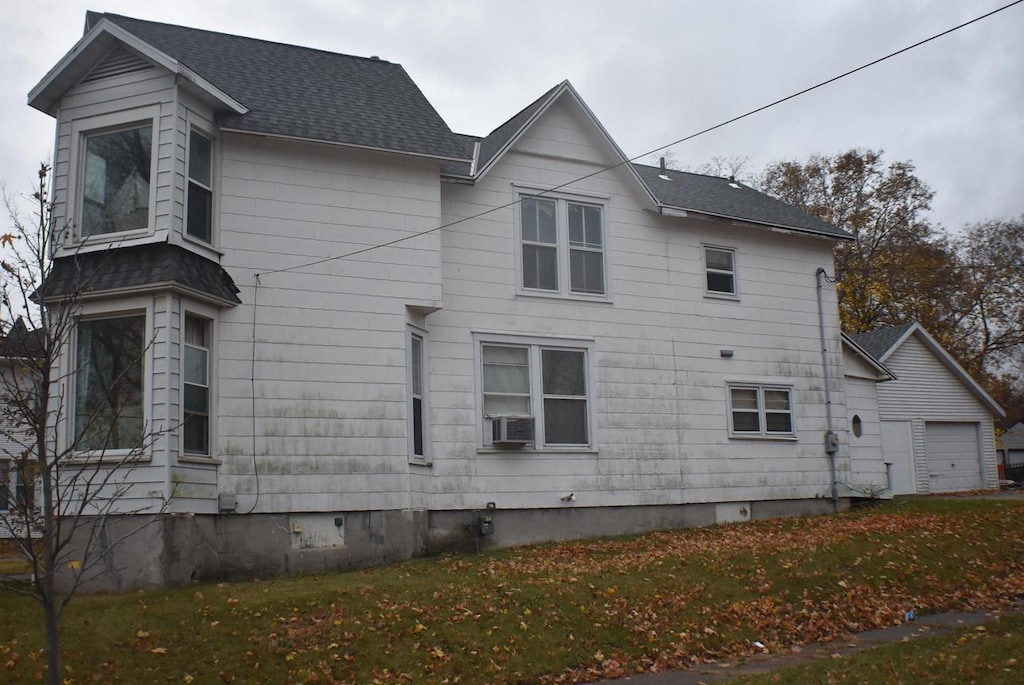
0 164 165 685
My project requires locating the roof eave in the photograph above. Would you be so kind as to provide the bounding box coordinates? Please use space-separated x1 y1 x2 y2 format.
657 204 854 241
841 332 897 381
29 19 248 116
220 126 472 163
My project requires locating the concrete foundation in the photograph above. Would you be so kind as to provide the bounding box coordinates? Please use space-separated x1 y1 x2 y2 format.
62 497 849 591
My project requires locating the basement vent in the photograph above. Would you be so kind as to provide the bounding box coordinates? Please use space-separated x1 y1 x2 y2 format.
82 46 154 83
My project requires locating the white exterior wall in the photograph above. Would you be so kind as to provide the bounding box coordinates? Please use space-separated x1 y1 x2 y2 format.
876 335 999 491
427 98 850 511
214 134 443 514
842 351 889 495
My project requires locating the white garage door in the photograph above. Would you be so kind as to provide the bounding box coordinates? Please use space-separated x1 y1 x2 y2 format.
924 422 982 492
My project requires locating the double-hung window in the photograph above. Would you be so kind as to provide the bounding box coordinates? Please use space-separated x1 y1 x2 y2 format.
408 329 429 461
183 315 211 456
704 246 737 297
728 385 794 437
81 124 153 237
481 338 591 448
74 314 146 452
520 195 606 297
187 130 213 242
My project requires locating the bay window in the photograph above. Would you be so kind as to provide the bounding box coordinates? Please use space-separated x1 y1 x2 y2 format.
183 315 211 455
81 124 152 236
74 314 146 452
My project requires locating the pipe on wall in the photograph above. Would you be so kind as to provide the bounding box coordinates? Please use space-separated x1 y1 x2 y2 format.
816 268 840 511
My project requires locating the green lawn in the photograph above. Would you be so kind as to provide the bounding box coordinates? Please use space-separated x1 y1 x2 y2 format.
2 497 1023 683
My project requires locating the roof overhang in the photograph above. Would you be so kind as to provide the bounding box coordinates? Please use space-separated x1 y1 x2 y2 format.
28 18 248 117
841 332 896 381
658 204 855 242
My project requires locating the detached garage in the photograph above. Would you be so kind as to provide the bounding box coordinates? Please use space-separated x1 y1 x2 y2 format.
852 323 1004 495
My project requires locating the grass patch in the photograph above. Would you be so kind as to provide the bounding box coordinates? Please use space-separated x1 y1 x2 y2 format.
730 613 1024 684
1 497 1023 683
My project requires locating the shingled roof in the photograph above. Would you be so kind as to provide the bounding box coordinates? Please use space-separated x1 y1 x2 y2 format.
633 164 850 240
850 323 917 361
72 12 470 161
42 243 241 306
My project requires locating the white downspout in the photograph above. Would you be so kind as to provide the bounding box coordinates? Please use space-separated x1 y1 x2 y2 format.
816 268 839 511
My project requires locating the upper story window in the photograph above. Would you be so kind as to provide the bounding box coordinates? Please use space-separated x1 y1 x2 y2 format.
728 384 794 438
187 130 213 243
81 125 152 237
520 196 606 297
704 245 737 297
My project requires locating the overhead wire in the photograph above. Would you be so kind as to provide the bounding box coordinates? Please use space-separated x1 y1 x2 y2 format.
255 0 1023 280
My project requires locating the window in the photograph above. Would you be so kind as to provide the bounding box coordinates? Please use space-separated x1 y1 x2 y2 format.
520 196 606 296
74 314 146 452
481 340 590 447
728 385 794 437
851 414 863 438
0 461 8 511
81 125 152 236
408 330 428 461
187 130 213 242
183 315 211 455
704 246 737 296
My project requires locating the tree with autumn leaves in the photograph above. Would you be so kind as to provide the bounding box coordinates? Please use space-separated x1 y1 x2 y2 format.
758 149 1024 420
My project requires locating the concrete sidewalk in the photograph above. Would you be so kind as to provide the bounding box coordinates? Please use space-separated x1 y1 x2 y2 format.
588 608 1009 684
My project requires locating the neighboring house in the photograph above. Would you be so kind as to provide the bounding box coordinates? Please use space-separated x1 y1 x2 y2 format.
998 421 1024 468
852 323 1004 494
0 319 42 538
29 12 874 589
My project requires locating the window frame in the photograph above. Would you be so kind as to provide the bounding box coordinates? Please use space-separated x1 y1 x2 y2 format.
70 106 160 245
407 326 430 464
181 312 212 458
703 244 739 299
726 383 795 439
71 302 152 458
185 128 214 244
515 192 610 300
475 333 595 450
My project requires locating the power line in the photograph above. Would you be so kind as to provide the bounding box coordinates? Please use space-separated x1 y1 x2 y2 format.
258 0 1023 279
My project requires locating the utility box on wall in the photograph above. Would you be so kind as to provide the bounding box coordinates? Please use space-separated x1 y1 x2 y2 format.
289 514 346 550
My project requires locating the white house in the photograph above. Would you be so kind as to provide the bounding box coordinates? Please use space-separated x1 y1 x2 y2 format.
28 12 876 589
851 323 1004 494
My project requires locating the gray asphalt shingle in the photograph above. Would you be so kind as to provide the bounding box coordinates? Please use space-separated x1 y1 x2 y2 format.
850 323 916 360
43 243 241 305
87 12 469 161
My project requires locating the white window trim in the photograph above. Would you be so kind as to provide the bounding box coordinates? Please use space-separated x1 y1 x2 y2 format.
69 105 161 247
514 192 612 302
703 244 739 300
473 332 595 451
726 383 796 439
180 301 218 461
406 324 431 464
182 118 218 249
69 298 154 460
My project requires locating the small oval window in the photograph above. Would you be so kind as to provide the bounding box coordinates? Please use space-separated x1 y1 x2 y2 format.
851 415 863 438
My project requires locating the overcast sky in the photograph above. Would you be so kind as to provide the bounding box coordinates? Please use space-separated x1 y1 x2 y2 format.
3 1 1022 231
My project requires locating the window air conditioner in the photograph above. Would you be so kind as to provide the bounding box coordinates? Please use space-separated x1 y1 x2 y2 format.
491 416 535 445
